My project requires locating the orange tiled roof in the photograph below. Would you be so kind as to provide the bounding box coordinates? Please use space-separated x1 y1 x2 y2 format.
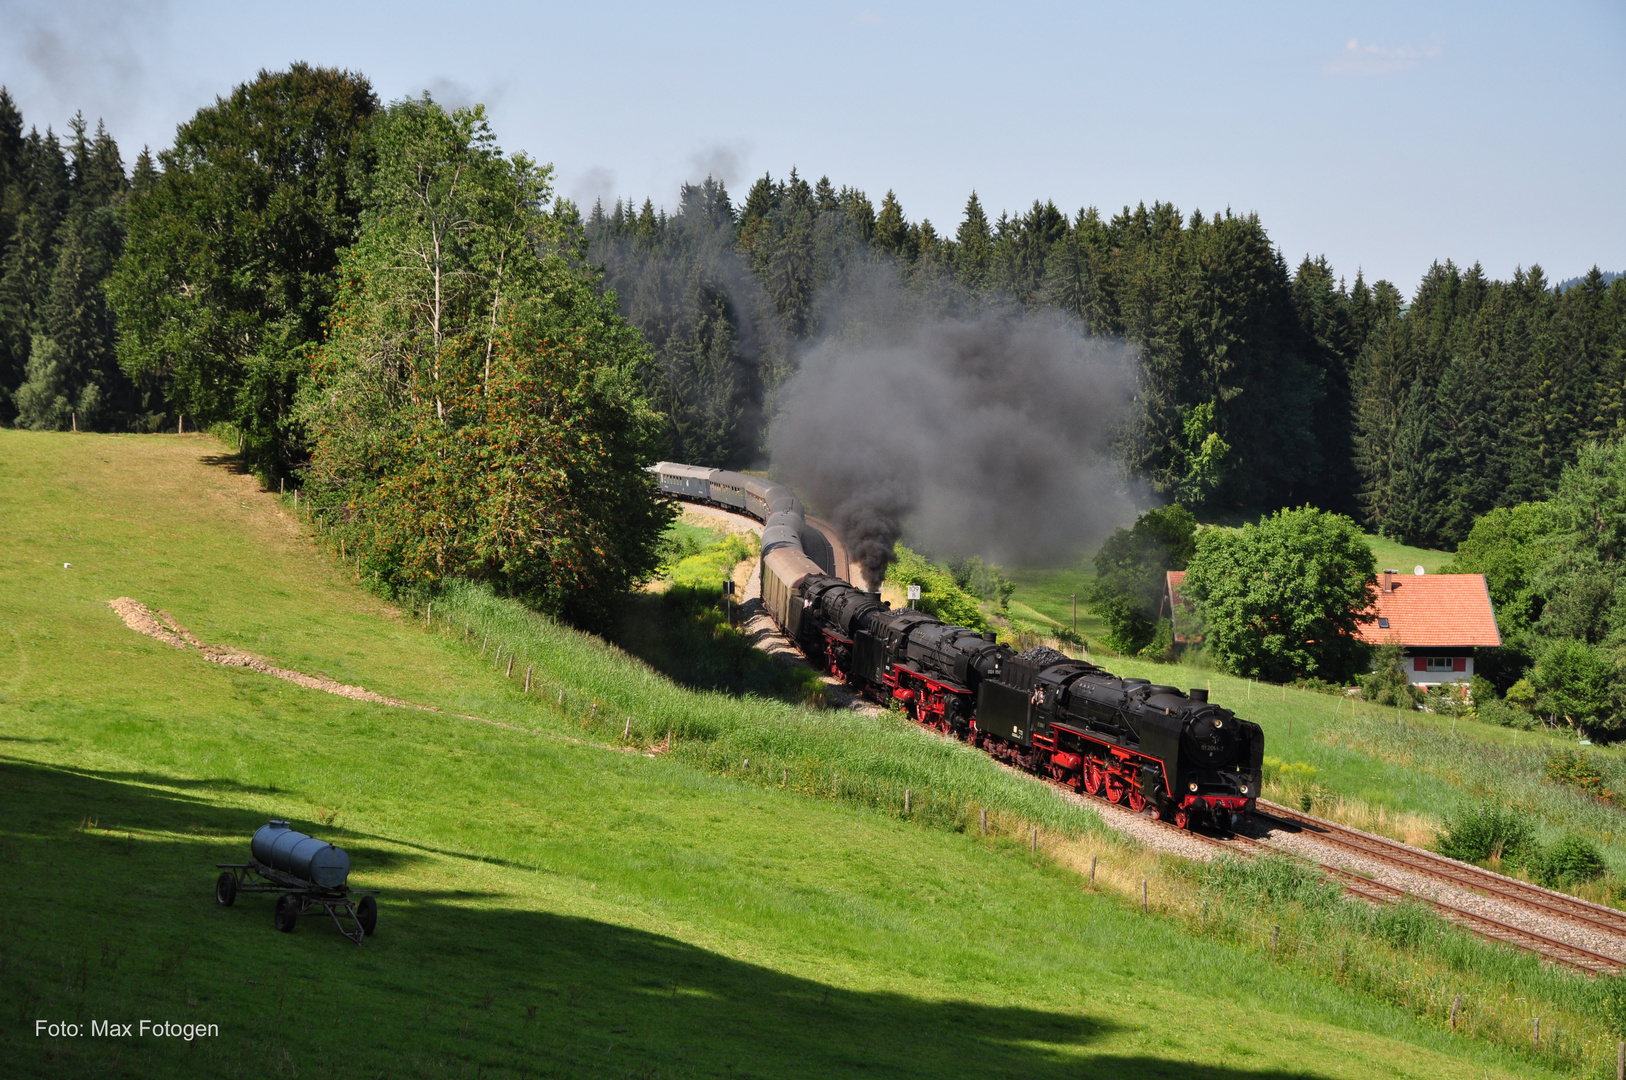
1167 569 1186 607
1167 569 1500 649
1356 572 1501 648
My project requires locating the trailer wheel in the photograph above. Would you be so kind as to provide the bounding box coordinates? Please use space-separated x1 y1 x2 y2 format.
274 893 299 933
215 872 237 907
356 895 378 937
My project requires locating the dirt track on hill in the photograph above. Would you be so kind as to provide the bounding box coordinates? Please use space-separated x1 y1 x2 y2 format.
109 597 412 705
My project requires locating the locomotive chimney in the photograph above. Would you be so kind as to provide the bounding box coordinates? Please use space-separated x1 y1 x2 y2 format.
1381 569 1396 593
1188 688 1208 702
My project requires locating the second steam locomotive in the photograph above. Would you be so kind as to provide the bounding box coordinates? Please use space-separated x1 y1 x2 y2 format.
652 462 1264 831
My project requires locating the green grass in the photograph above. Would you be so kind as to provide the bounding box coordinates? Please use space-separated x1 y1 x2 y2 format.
1365 534 1455 576
0 431 1586 1079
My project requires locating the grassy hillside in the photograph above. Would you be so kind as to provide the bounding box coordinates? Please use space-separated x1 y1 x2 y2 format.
0 431 1587 1079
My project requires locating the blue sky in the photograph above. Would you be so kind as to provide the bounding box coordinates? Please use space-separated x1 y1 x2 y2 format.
2 0 1620 291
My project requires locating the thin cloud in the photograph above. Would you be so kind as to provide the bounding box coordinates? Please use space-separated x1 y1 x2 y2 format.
1326 38 1441 76
568 166 618 210
689 141 750 188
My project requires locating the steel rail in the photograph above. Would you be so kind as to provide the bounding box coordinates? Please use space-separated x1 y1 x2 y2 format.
1255 800 1626 940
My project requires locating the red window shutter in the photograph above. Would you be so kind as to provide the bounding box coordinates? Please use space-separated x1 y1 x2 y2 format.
1453 657 1467 672
1414 657 1426 672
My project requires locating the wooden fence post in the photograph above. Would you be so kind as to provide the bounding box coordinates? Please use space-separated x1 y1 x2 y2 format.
1449 994 1461 1031
1271 925 1280 953
904 789 910 814
1616 1039 1622 1080
1141 880 1148 913
1532 1017 1538 1050
1089 855 1096 884
980 809 987 836
506 655 514 678
1031 829 1037 853
623 717 630 740
524 666 532 692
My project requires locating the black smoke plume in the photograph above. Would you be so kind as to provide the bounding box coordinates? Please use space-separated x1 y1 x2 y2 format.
770 308 1140 587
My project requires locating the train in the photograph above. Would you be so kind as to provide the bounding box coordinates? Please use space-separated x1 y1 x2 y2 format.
650 462 1264 831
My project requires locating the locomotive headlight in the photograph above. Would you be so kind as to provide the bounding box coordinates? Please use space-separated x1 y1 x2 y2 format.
1188 782 1198 792
1212 719 1223 728
1240 785 1250 794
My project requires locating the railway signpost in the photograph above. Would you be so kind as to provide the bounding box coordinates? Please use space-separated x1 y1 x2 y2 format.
907 584 920 608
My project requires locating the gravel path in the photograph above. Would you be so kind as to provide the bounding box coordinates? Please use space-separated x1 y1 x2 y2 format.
1244 814 1626 962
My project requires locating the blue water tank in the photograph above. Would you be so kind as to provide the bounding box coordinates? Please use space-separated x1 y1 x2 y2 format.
251 820 351 888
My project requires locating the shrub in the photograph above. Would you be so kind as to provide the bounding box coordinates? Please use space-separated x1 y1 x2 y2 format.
1532 834 1607 887
1436 804 1537 867
1474 695 1540 730
1533 637 1622 735
1090 504 1197 655
1422 681 1472 717
889 545 987 630
1545 747 1618 804
948 556 1015 610
1359 642 1422 708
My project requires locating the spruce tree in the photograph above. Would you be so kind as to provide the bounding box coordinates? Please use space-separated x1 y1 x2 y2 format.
954 191 991 290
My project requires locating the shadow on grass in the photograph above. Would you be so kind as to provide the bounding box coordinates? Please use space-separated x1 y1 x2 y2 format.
2 757 1334 1080
611 587 824 706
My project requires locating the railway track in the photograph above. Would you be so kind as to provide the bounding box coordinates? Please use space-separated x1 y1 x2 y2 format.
1159 814 1623 974
1254 800 1626 942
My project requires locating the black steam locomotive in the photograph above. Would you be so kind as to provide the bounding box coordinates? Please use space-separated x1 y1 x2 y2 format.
650 462 1264 831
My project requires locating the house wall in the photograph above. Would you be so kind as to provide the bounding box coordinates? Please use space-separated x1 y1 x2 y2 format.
1402 650 1472 687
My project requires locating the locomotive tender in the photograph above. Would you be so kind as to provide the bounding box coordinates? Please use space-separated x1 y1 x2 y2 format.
650 462 1264 831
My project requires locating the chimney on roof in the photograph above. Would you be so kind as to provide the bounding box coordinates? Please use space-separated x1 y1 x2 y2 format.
1381 569 1396 593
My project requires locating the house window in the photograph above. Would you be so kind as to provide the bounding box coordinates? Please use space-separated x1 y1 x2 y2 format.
1377 617 1390 629
1425 656 1456 672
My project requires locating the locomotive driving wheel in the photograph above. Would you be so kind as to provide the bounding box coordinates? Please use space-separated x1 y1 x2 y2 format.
1127 789 1147 813
1173 810 1190 830
1104 775 1125 804
1082 762 1103 796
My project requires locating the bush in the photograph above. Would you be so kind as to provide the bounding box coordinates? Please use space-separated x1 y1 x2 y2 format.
1422 681 1472 717
1436 804 1537 867
1532 834 1607 887
1474 695 1540 730
1359 642 1422 708
1545 747 1618 803
1136 619 1175 661
889 545 987 631
1090 504 1196 655
1533 637 1623 736
948 556 1015 610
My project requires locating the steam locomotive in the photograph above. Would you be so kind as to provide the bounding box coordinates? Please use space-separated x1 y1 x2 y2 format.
651 462 1264 831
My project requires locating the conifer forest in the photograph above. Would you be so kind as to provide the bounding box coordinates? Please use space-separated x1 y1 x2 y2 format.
2 65 1622 561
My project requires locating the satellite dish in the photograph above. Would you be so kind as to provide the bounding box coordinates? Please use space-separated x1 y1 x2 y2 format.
1414 565 1425 576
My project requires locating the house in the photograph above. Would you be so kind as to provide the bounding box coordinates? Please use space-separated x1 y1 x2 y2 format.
1355 568 1501 687
1165 570 1197 644
1165 566 1501 686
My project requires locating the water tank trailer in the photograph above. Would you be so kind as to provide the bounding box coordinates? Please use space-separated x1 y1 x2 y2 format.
214 820 379 943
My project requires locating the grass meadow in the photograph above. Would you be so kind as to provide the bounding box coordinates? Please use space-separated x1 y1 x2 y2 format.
0 429 1603 1078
